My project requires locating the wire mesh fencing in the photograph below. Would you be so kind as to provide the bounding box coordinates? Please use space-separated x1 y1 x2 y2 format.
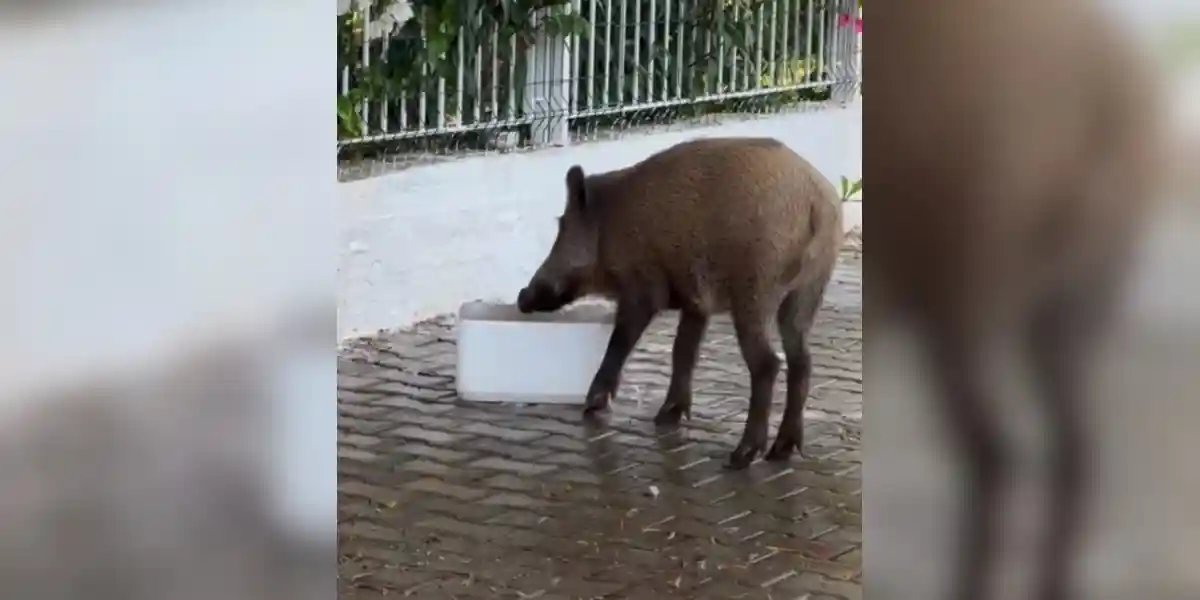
337 0 862 180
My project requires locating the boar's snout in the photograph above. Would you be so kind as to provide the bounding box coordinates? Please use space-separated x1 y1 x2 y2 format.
516 277 573 314
516 285 538 313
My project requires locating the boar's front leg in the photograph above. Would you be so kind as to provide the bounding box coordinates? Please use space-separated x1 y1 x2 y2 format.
583 301 656 417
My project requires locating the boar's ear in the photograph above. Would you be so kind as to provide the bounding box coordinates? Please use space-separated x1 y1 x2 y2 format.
565 165 587 211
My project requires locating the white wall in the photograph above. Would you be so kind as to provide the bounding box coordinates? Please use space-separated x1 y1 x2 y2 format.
339 102 862 339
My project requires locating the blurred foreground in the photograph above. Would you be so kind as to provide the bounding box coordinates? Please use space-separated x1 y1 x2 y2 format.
0 1 333 599
867 1 1200 598
868 191 1200 600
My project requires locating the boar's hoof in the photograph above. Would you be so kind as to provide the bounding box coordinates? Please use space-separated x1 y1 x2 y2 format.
765 433 803 462
653 399 691 426
582 389 612 417
726 439 767 470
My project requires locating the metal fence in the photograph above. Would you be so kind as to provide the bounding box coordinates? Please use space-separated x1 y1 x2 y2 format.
337 0 861 161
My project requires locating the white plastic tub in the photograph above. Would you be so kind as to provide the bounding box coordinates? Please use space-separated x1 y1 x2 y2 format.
455 301 614 404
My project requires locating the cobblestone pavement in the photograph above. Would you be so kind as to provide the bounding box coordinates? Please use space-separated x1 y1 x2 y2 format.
337 252 862 600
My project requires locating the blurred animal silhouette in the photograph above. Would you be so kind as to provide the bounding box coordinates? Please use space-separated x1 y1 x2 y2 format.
872 1 1165 599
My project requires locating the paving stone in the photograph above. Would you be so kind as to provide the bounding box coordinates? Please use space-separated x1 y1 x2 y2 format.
339 252 863 599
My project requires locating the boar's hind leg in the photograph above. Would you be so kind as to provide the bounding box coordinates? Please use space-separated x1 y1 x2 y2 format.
766 275 830 461
655 308 709 426
1028 261 1127 600
726 301 782 470
1027 296 1091 600
926 318 1009 600
583 301 657 417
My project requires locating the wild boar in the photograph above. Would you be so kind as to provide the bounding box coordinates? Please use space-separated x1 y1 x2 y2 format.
516 136 844 470
872 1 1167 599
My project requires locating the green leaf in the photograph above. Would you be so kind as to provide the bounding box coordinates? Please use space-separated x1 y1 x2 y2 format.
541 13 589 37
838 176 863 201
425 29 451 66
337 95 364 139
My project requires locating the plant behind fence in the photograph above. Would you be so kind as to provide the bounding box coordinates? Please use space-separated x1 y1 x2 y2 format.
337 0 861 162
